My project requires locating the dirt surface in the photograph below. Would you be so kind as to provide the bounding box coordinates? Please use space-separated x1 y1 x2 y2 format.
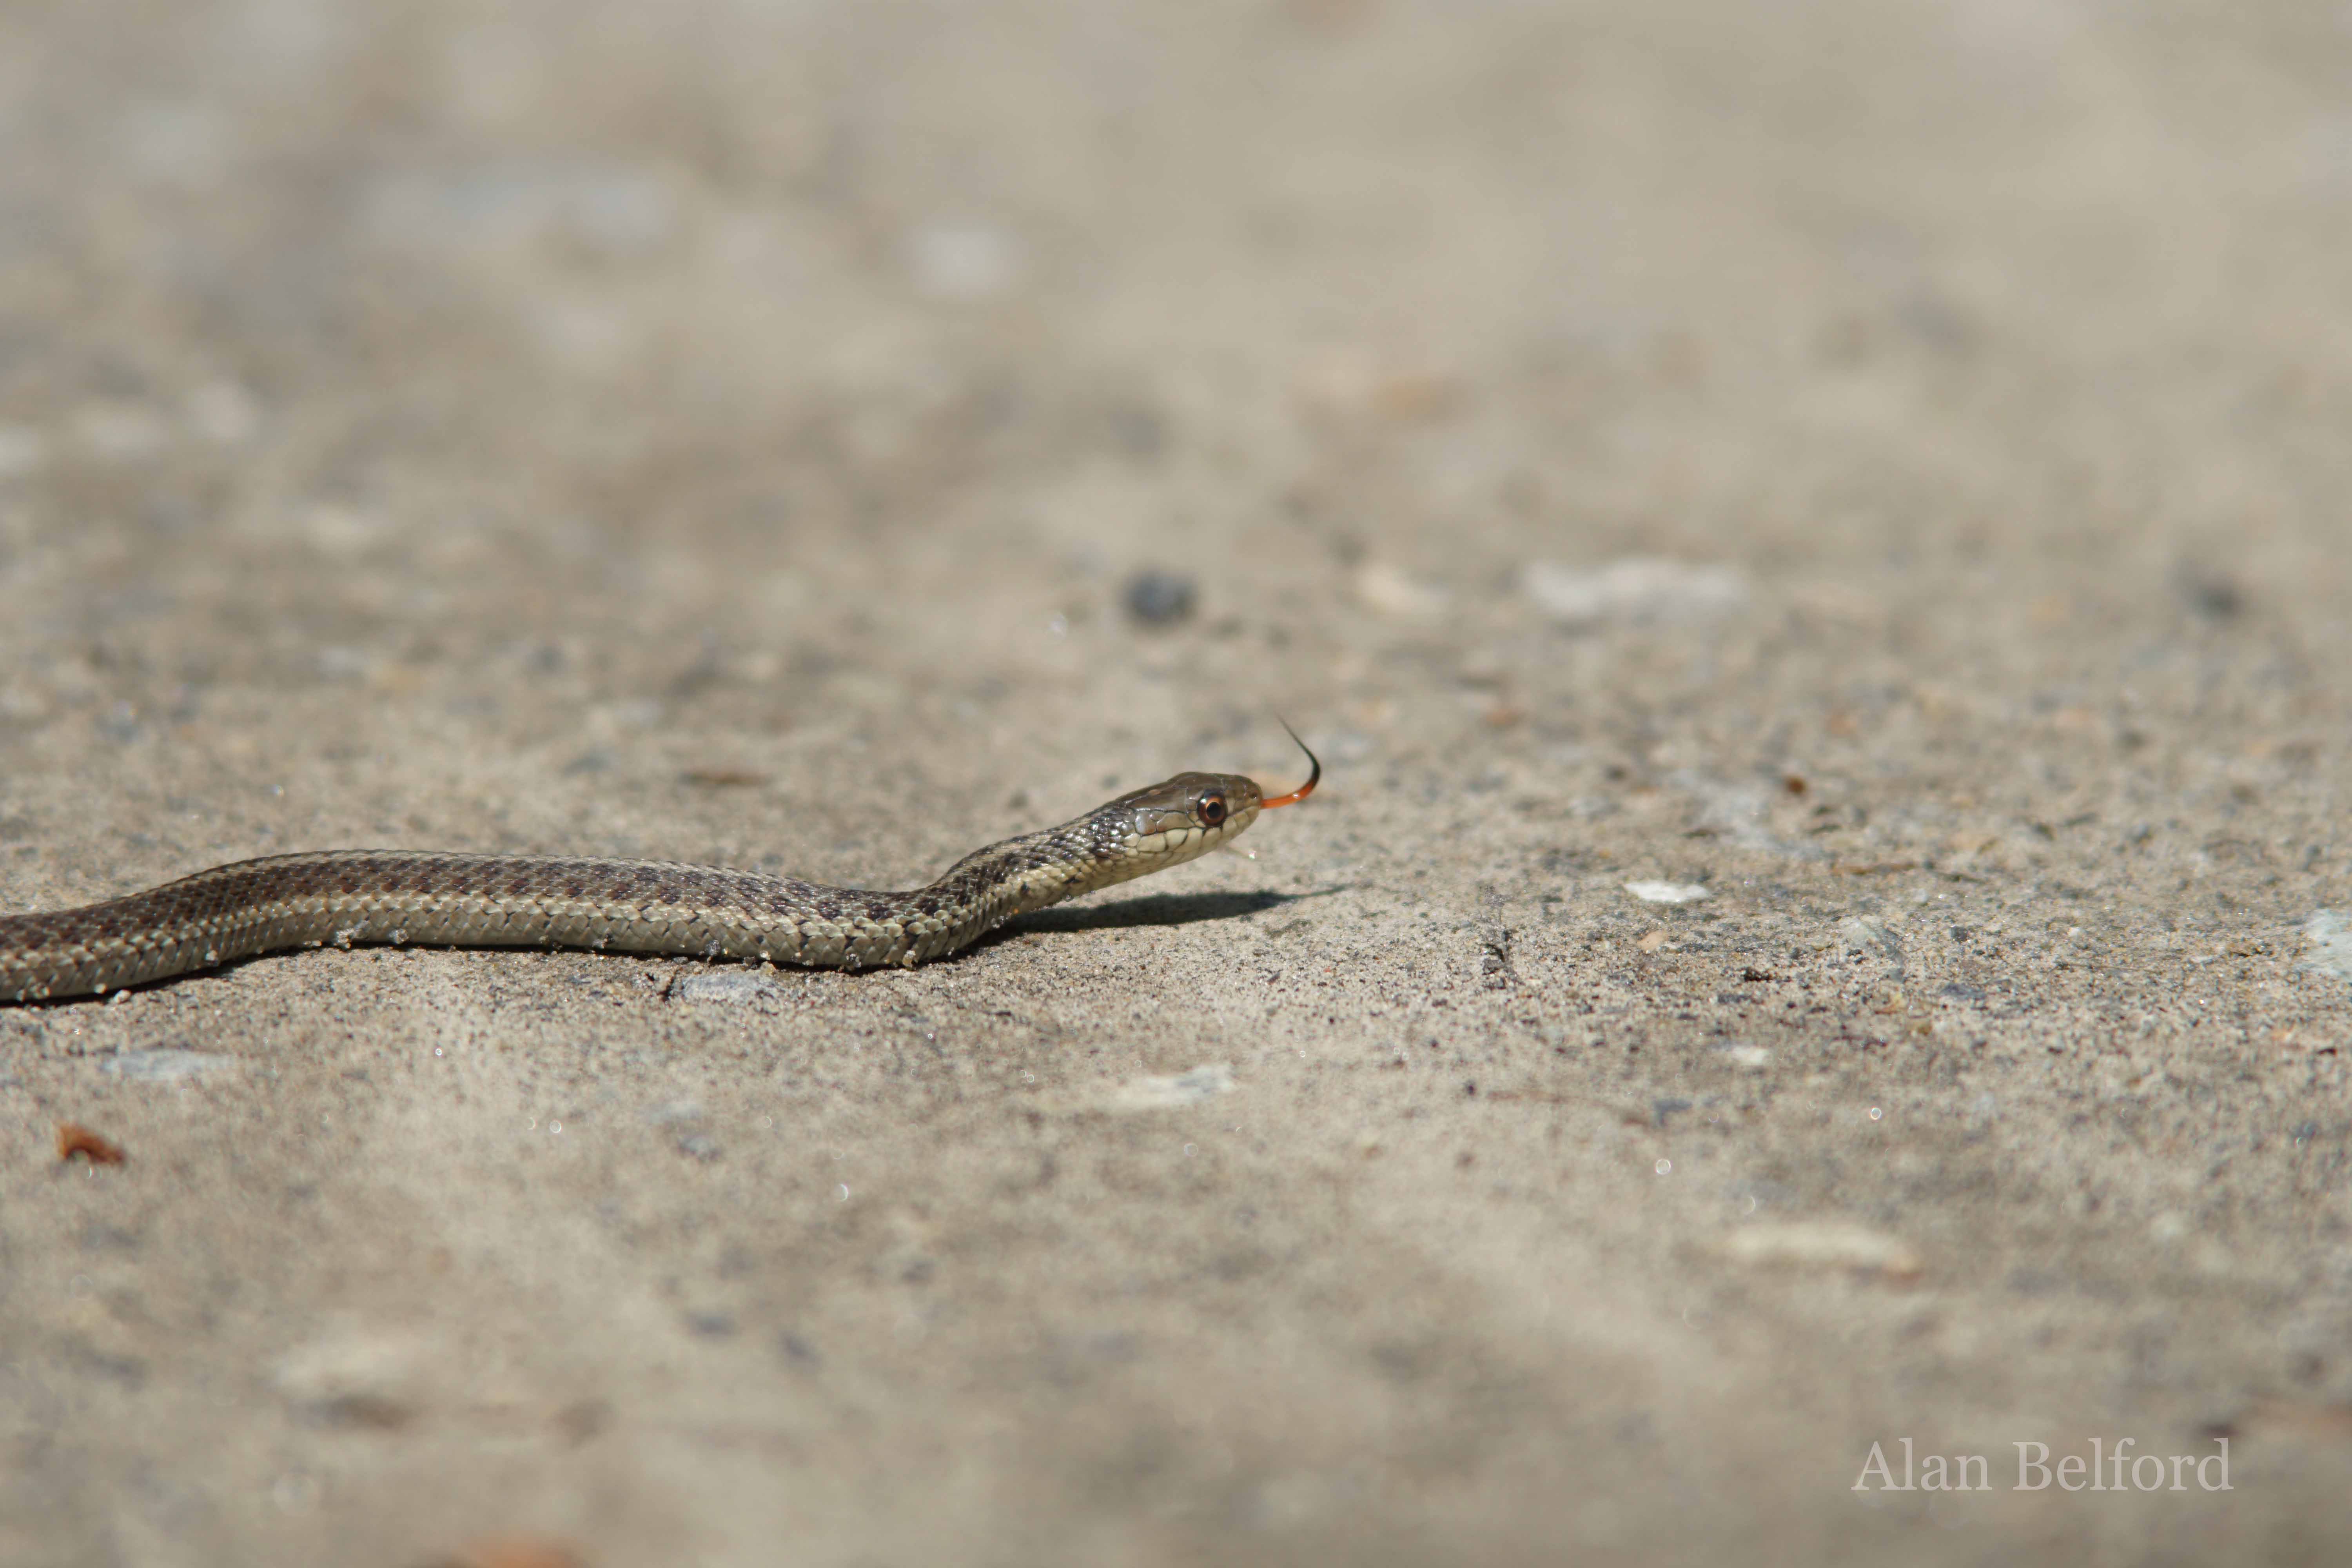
6 2 2352 1563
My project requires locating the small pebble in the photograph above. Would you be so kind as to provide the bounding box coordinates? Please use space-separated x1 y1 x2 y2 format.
1839 916 1904 965
271 1326 433 1428
1123 569 1198 626
1720 1221 1923 1283
1354 560 1448 619
1625 880 1710 905
2176 565 2244 620
672 971 781 1005
1522 557 1745 628
905 220 1023 299
1107 1063 1234 1112
100 1049 238 1083
2302 911 2352 986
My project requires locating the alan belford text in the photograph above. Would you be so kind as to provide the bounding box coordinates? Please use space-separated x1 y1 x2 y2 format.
1853 1437 2231 1493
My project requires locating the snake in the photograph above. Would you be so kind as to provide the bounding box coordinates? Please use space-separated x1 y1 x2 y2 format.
0 734 1318 1003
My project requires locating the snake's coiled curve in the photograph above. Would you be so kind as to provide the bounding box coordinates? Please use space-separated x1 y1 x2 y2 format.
0 747 1318 1003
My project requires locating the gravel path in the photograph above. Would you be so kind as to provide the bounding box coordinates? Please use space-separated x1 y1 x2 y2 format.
5 3 2350 1562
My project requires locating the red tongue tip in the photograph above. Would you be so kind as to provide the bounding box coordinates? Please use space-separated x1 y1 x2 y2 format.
1259 722 1321 810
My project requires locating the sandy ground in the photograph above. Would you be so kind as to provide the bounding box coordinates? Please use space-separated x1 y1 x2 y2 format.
5 2 2352 1563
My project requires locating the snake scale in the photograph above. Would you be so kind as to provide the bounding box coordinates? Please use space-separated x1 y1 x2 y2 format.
0 740 1317 1003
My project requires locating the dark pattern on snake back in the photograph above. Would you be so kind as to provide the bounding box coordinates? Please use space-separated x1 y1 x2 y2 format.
0 746 1319 1002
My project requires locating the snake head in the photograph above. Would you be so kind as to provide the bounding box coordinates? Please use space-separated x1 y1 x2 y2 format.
1114 771 1266 851
1091 727 1317 875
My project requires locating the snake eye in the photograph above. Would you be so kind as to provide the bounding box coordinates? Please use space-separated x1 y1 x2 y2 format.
1198 791 1227 827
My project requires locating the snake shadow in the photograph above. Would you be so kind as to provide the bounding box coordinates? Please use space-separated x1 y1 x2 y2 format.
975 884 1348 953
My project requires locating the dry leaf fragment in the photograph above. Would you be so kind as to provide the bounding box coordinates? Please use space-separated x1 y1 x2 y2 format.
56 1123 126 1165
2232 1398 2352 1445
423 1538 588 1568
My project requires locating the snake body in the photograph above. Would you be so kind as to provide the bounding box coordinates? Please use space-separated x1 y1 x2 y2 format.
0 757 1316 1003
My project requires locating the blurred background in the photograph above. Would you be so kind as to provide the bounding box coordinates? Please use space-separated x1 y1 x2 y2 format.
7 0 2345 844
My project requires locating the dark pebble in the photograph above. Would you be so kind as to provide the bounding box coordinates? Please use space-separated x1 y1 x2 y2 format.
2176 566 2243 620
1123 569 1198 626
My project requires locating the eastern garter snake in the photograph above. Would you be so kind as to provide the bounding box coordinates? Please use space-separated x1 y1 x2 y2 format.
0 736 1318 1002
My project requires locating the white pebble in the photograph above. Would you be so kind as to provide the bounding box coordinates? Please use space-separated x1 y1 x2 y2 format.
99 1049 238 1083
1354 561 1450 619
1626 880 1710 904
1720 1221 1922 1282
1107 1063 1236 1113
905 220 1023 299
672 970 781 1004
2302 910 2352 985
1522 557 1746 628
